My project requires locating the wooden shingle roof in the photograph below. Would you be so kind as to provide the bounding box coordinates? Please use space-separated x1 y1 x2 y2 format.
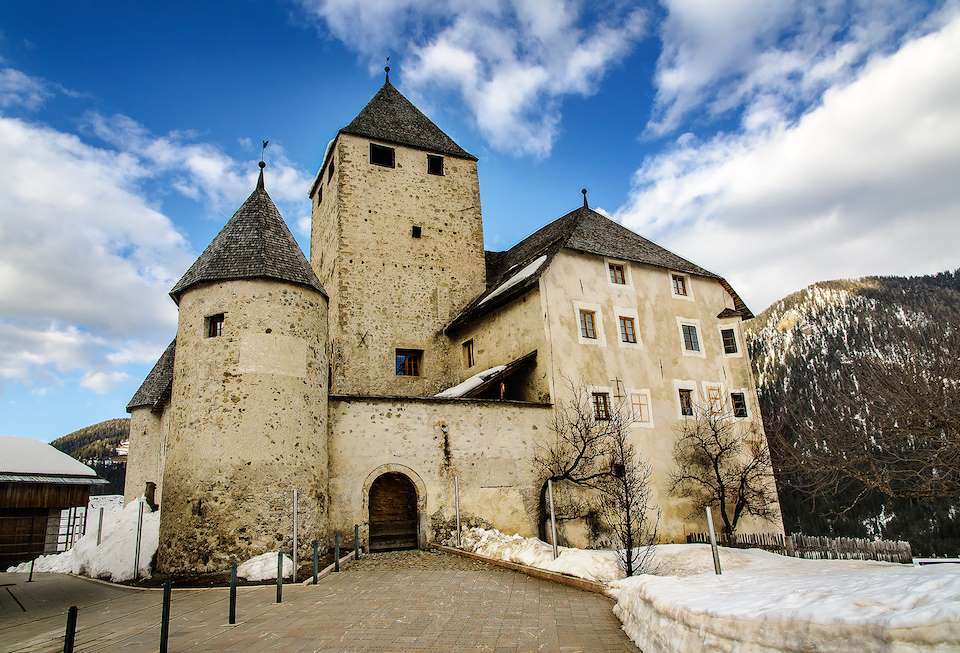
126 339 176 412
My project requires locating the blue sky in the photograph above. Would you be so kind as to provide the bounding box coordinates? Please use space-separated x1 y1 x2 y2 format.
1 0 958 441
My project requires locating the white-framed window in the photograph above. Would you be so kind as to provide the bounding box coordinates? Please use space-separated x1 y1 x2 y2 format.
669 271 694 301
614 307 642 349
730 389 750 419
702 382 724 414
629 389 654 428
673 379 697 418
606 258 632 288
718 324 741 357
676 318 706 358
573 301 606 346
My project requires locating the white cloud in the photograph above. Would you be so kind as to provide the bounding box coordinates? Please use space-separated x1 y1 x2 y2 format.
299 0 647 156
617 11 960 311
79 370 130 394
0 67 51 110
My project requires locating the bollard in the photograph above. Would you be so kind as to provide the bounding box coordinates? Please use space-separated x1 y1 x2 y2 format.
96 507 104 546
276 552 283 604
334 533 341 572
159 580 171 653
547 479 559 560
706 506 722 575
292 488 299 583
229 561 237 624
27 558 35 582
354 524 360 560
63 605 78 653
134 501 144 580
454 476 462 547
312 541 319 584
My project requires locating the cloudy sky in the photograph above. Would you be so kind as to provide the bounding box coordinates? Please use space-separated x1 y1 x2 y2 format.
1 0 958 440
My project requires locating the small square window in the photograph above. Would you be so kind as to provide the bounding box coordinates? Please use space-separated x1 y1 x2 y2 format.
412 225 422 238
592 392 610 421
427 154 444 176
206 313 224 338
328 158 335 183
678 389 694 416
681 324 700 352
609 263 626 285
579 310 597 339
395 349 422 376
631 392 651 424
731 392 748 418
618 316 637 343
463 339 475 368
721 328 738 354
672 274 688 296
370 143 395 168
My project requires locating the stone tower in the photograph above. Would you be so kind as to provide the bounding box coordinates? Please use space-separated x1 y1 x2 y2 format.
157 164 329 574
310 73 487 396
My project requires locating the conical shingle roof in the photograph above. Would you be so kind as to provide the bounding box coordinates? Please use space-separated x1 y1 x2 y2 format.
127 339 176 412
340 81 475 160
170 167 325 302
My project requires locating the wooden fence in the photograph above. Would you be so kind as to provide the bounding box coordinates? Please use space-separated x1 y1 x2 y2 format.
686 531 913 564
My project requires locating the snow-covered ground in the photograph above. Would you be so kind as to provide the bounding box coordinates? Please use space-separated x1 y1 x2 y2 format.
458 528 960 652
6 497 158 582
237 552 293 581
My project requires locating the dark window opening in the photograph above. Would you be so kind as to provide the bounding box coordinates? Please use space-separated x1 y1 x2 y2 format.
412 225 422 238
609 263 626 284
317 185 322 205
579 310 597 339
328 158 335 182
395 349 422 376
672 273 688 296
681 324 700 352
731 392 748 418
370 143 396 168
679 389 694 416
427 154 444 176
592 392 610 421
463 339 475 368
619 316 637 343
721 328 738 354
206 313 224 338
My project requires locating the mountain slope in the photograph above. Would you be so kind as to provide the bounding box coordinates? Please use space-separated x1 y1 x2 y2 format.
51 418 129 495
746 269 960 556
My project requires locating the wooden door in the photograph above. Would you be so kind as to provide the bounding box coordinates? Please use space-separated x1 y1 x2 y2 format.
368 473 418 551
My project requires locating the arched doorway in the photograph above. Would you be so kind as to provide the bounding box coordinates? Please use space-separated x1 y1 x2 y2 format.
368 472 418 551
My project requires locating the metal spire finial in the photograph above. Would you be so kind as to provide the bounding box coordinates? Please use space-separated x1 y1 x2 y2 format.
385 56 391 84
257 140 269 190
581 187 588 208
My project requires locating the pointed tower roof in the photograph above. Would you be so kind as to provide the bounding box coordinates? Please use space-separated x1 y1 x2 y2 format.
340 80 476 160
127 339 176 412
170 164 325 302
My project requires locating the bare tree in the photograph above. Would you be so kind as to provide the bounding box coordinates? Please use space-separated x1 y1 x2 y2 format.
597 418 659 575
670 401 779 536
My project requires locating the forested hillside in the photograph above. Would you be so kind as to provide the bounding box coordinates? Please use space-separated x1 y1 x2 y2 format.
51 418 129 495
747 270 960 556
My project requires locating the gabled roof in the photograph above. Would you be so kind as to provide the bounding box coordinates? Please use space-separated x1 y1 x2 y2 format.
340 80 475 161
170 167 325 302
445 204 752 332
0 436 100 478
127 339 176 412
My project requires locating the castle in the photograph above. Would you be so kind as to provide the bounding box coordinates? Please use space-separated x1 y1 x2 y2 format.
123 72 782 573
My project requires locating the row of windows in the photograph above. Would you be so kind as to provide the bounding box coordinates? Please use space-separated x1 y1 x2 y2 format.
577 307 740 356
605 260 692 300
591 387 749 424
317 143 445 206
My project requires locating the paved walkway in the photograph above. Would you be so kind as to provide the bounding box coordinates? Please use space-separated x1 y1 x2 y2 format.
0 551 636 652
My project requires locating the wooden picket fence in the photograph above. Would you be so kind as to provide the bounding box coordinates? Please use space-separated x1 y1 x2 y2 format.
686 531 913 564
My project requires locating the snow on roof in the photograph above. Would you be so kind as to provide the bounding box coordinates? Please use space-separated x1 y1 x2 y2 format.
435 365 507 399
0 436 98 477
478 255 547 306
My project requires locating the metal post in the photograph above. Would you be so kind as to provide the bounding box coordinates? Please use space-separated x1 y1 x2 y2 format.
159 580 171 653
454 476 462 547
63 606 78 653
27 559 35 582
276 552 283 603
312 541 319 584
96 507 104 546
706 507 722 575
334 532 340 572
547 479 559 559
229 561 237 624
292 489 298 584
134 500 144 580
65 507 74 550
354 524 360 559
80 507 87 538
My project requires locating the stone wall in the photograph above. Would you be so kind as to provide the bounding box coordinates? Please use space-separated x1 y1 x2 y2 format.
311 133 487 397
327 396 553 547
123 406 169 504
157 279 329 573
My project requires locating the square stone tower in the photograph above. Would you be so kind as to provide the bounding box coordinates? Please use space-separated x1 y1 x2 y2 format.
310 73 487 396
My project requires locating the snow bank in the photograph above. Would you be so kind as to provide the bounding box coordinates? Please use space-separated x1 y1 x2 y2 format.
6 497 158 582
434 365 506 398
237 552 293 581
610 544 960 653
479 255 547 305
458 527 622 582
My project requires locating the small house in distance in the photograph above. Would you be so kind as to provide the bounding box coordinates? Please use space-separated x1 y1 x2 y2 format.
0 436 108 568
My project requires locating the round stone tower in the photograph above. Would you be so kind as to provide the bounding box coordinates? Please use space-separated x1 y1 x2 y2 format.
157 163 329 574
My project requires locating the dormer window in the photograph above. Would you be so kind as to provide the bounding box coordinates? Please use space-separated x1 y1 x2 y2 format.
370 143 395 168
427 154 444 176
206 313 224 338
